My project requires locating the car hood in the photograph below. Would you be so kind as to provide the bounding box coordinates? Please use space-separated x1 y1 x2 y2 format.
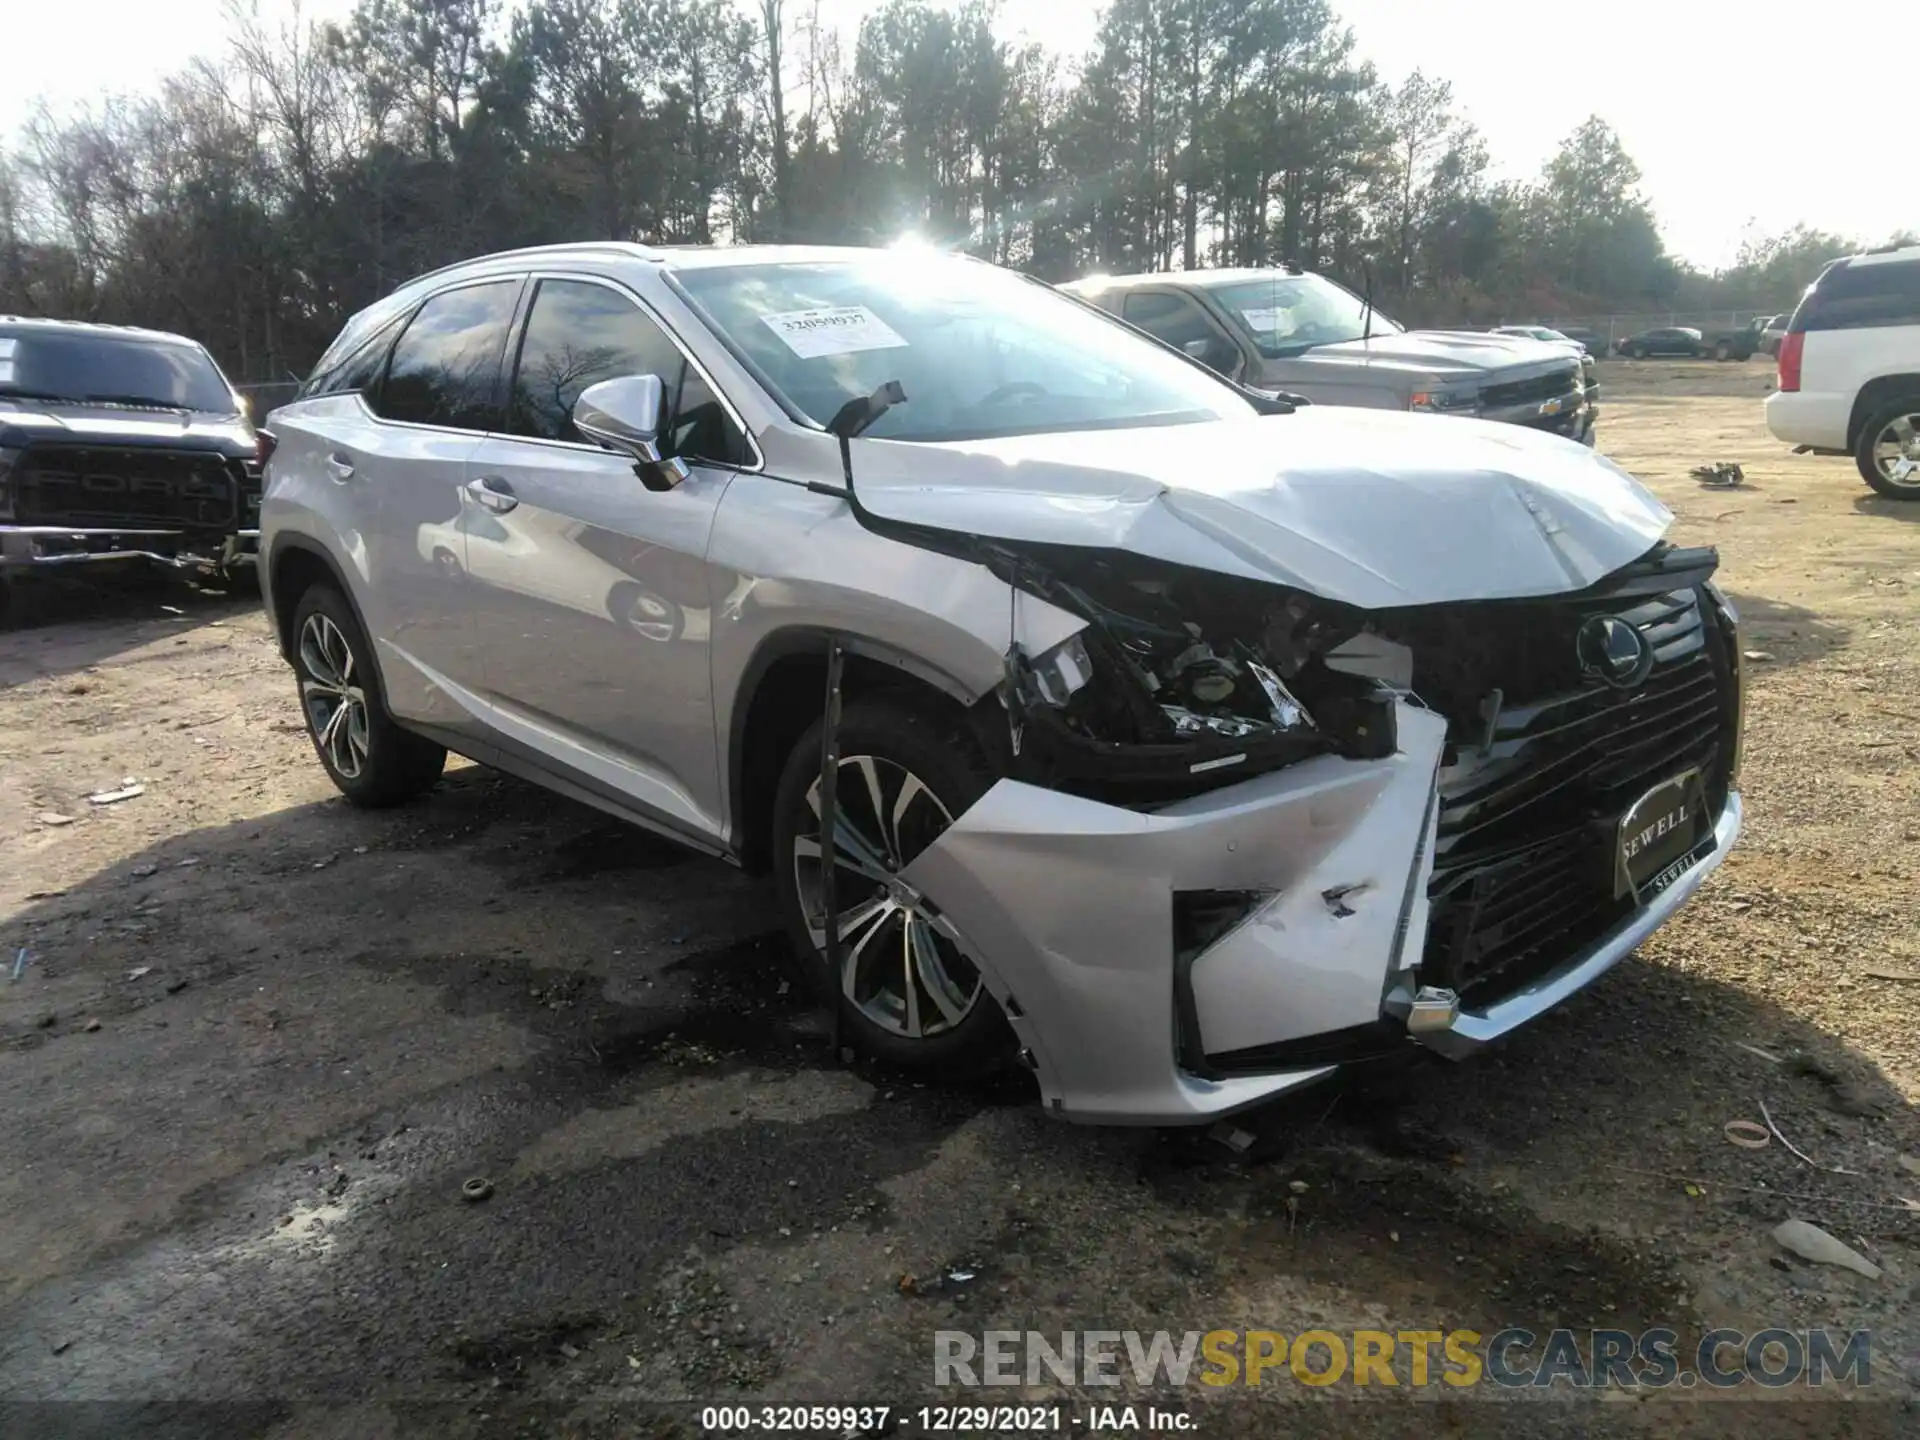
1265 329 1580 384
848 407 1671 610
0 399 256 455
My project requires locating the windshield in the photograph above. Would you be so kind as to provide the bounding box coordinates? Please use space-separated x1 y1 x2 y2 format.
672 257 1256 442
0 329 235 412
1198 274 1404 358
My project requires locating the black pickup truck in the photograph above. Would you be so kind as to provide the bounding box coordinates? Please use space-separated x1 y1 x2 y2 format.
1 319 263 580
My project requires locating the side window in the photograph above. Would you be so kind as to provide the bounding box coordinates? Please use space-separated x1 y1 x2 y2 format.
507 278 748 465
1124 291 1212 348
1122 291 1237 373
1804 261 1920 331
302 313 404 401
372 280 521 429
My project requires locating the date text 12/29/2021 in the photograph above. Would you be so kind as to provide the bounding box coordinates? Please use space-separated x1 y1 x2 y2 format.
700 1405 1194 1433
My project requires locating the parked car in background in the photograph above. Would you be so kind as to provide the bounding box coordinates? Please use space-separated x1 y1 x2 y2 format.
1616 326 1705 359
1062 269 1595 444
1557 325 1604 353
259 241 1741 1123
1765 243 1920 499
1758 314 1790 357
0 318 263 579
1491 323 1575 346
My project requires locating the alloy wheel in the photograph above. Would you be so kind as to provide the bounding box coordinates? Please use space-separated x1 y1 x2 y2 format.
1870 413 1920 488
792 754 983 1040
298 612 371 779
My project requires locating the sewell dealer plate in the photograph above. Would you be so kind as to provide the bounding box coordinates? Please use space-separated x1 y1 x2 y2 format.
1615 768 1710 899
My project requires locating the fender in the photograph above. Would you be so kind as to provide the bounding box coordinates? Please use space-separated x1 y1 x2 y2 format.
725 624 984 860
263 532 395 710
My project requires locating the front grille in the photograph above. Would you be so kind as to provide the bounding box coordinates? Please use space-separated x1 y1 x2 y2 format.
1418 577 1735 1001
1480 367 1583 410
14 445 242 530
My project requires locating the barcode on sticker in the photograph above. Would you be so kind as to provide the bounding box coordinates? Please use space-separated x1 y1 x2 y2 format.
762 306 909 359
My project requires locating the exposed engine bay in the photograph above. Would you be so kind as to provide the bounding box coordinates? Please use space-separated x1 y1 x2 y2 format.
980 538 1719 807
985 544 1408 802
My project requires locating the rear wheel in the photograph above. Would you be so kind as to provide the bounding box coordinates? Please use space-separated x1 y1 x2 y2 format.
1714 340 1732 361
771 697 1010 1077
1856 399 1920 500
290 583 447 805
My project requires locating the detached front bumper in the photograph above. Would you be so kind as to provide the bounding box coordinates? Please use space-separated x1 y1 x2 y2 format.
903 704 1452 1125
902 697 1738 1126
0 526 257 572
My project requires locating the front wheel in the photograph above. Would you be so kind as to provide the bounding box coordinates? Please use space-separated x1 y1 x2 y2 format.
291 583 447 805
771 698 1011 1077
1857 399 1920 499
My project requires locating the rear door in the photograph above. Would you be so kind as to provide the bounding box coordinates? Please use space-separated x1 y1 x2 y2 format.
463 274 755 846
348 277 525 734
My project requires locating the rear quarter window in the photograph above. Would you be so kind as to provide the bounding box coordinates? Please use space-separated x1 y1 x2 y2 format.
1794 258 1920 332
300 312 406 401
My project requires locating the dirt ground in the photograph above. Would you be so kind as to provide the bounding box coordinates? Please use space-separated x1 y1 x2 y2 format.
2 360 1916 1438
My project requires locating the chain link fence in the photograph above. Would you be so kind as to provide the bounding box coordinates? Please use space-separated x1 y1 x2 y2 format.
1530 311 1786 345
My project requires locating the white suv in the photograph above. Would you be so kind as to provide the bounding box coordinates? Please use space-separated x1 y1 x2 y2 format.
1765 245 1920 498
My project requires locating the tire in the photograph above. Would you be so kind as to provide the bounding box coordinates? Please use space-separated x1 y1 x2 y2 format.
290 582 447 805
771 696 1011 1077
1623 344 1641 360
1855 397 1920 500
1714 341 1732 361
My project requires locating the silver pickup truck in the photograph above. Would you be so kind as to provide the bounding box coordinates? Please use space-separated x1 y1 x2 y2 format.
1062 267 1597 445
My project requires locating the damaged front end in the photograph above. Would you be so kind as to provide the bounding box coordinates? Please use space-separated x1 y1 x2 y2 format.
991 545 1405 802
892 540 1741 1125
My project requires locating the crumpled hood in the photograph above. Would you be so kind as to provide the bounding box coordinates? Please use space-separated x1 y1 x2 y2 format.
0 400 255 455
850 408 1672 609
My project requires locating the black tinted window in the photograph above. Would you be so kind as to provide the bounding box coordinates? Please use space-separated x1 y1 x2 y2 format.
374 281 520 429
0 329 233 412
303 313 404 400
508 278 748 465
1802 259 1920 331
1123 291 1217 349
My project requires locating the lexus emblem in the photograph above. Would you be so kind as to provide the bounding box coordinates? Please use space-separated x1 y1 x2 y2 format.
1578 615 1653 689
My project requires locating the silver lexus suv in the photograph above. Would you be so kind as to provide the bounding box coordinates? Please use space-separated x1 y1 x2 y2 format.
260 243 1744 1125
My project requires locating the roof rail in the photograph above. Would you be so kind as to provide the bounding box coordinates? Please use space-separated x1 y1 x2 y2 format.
396 240 669 291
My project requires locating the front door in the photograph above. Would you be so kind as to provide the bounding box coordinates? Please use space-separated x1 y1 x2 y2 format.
464 275 754 845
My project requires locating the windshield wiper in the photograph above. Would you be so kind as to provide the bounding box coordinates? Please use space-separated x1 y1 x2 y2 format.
82 393 191 410
0 388 88 405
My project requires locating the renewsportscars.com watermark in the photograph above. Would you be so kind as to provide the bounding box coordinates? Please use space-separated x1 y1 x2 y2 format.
934 1328 1876 1390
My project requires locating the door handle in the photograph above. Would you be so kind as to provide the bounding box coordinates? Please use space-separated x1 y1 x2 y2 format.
325 453 355 481
466 475 519 513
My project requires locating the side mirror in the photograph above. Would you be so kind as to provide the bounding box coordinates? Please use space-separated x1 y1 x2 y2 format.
1181 335 1236 376
573 375 690 492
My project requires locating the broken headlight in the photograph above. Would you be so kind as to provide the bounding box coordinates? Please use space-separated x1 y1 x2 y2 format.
998 553 1401 802
1024 622 1315 745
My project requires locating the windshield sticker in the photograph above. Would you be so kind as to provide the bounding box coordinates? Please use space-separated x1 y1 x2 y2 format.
762 306 909 359
0 339 16 359
1238 307 1286 333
